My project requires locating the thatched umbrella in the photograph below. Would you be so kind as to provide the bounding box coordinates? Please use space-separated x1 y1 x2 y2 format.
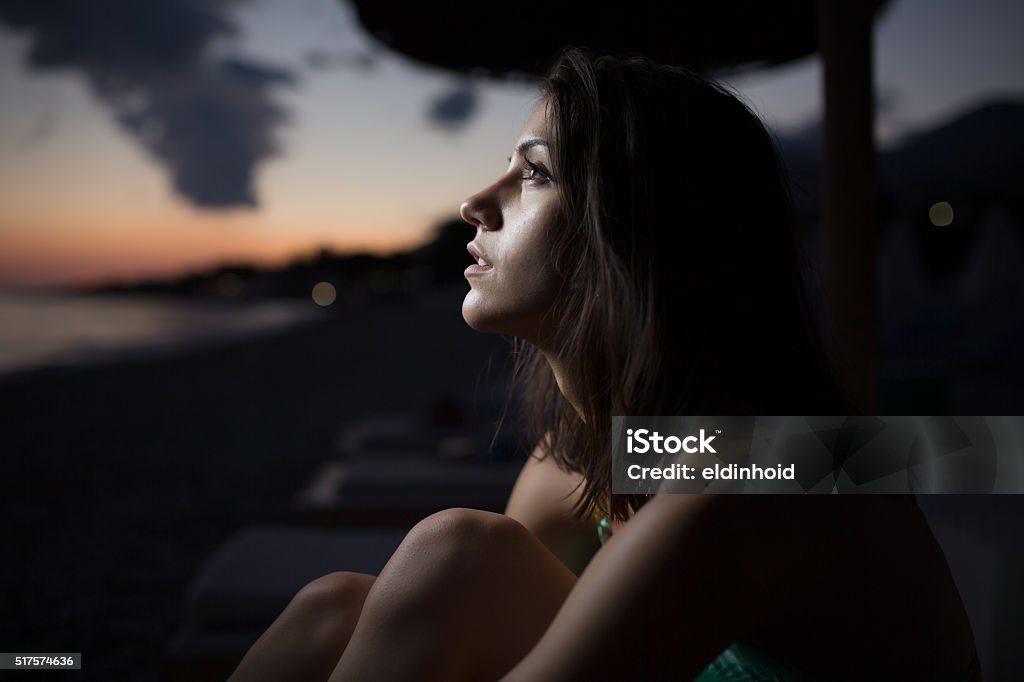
350 0 888 413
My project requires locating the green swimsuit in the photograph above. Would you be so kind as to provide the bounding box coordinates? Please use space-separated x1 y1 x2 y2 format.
594 516 980 681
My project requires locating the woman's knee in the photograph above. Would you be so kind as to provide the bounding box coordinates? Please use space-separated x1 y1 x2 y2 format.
347 509 574 680
288 571 376 625
229 572 376 682
399 508 530 574
367 509 548 617
412 507 527 548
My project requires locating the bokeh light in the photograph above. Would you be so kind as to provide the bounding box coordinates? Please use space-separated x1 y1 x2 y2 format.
929 201 954 227
311 281 337 306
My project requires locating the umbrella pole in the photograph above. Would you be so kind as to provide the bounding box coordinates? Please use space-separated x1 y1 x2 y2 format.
818 0 879 414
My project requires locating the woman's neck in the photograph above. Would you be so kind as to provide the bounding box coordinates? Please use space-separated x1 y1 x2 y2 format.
541 351 585 422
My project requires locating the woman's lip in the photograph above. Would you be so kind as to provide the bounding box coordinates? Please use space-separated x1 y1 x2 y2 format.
467 242 491 266
465 264 494 277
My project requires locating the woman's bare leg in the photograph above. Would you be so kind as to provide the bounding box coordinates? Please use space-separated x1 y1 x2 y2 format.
328 508 578 682
228 571 376 682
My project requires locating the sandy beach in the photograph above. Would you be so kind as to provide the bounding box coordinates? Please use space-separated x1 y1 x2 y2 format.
0 285 513 680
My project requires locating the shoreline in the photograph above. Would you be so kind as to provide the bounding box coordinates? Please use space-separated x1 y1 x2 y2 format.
0 291 328 381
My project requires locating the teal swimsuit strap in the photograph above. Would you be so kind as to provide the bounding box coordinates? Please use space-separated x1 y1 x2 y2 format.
699 646 981 682
596 515 613 546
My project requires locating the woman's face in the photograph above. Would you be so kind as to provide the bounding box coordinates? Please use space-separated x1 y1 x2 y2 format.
460 100 564 344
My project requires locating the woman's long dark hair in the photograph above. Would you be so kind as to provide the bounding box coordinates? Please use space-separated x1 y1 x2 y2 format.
513 47 850 522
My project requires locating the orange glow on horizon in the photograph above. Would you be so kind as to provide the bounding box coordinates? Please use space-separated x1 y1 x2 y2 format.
0 212 436 289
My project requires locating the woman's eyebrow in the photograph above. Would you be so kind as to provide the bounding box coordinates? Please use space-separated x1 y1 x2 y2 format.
514 138 548 156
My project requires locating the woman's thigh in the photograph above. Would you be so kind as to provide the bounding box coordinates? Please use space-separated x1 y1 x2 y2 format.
329 508 579 682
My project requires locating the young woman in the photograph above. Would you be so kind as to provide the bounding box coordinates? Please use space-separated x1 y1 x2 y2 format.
229 48 980 681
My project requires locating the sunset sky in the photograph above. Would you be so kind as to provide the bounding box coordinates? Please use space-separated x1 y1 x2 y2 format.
0 0 1021 289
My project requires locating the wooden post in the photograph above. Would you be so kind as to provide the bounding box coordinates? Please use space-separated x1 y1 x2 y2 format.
818 0 879 414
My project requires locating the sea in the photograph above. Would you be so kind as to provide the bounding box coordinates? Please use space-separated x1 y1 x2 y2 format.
0 290 323 377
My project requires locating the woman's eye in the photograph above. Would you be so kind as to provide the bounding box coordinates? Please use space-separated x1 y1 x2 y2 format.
520 160 549 183
505 155 549 184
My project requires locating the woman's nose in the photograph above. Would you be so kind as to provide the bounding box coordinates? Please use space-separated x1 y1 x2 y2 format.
459 186 501 231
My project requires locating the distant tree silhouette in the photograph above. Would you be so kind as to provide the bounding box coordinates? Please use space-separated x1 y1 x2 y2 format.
416 217 475 285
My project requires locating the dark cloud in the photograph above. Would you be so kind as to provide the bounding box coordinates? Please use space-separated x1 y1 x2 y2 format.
427 81 477 129
304 47 376 72
0 0 295 209
105 57 293 208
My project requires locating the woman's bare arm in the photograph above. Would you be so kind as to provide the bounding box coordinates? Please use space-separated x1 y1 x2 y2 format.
499 493 805 682
504 445 602 575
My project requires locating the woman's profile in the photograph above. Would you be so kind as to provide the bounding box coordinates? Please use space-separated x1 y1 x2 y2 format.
229 47 980 681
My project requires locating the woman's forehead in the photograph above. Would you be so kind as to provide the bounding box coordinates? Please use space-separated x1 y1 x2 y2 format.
517 100 552 147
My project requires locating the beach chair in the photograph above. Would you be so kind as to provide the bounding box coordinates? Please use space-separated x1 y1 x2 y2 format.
166 408 524 679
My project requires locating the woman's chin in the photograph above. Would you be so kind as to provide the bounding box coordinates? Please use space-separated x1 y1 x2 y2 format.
462 295 560 346
461 296 494 333
461 313 487 333
462 298 515 337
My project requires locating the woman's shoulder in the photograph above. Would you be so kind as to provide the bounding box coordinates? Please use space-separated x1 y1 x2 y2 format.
598 494 812 614
505 446 602 575
611 494 811 552
610 494 935 588
614 492 917 540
